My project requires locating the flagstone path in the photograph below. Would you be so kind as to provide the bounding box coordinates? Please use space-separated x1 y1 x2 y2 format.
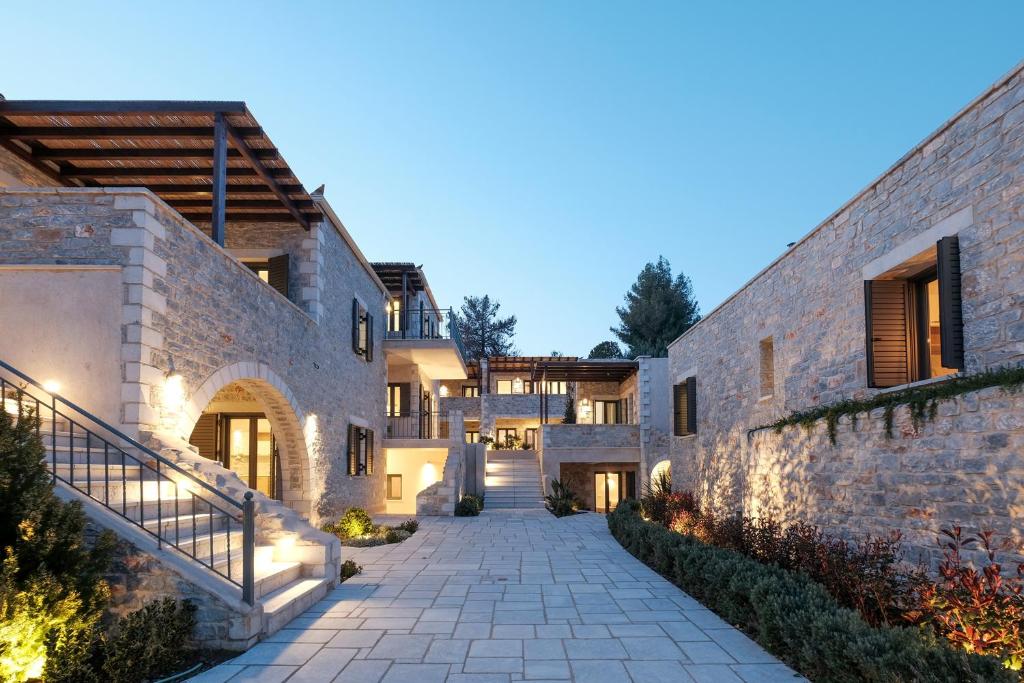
193 510 802 682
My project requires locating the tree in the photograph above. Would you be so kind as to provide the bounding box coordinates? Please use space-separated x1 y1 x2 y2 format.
456 295 517 360
611 256 700 357
588 341 624 359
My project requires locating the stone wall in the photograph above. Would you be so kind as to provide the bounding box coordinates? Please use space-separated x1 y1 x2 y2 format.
0 187 388 520
440 395 481 419
667 63 1024 554
542 424 640 449
559 462 639 512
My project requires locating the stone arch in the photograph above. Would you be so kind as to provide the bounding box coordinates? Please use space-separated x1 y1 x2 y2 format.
182 362 313 518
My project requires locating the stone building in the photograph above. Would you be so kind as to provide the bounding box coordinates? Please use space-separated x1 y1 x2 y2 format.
666 61 1024 562
0 100 389 645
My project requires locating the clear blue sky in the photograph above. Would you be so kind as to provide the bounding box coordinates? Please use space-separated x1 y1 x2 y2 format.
4 2 1022 355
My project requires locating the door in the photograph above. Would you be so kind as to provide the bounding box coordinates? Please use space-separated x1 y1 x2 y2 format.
223 415 277 498
594 471 623 513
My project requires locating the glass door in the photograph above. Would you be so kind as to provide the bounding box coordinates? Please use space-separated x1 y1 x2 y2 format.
594 471 623 513
222 415 276 498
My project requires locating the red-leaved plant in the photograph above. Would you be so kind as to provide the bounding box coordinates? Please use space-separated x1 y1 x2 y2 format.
905 527 1024 671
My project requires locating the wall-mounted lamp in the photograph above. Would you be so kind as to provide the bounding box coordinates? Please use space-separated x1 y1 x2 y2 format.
42 379 61 394
439 385 449 398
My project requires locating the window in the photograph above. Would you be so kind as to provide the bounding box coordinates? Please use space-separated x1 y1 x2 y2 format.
352 298 374 361
386 474 402 500
759 337 775 398
465 430 480 444
544 381 568 394
462 385 480 398
594 400 620 424
865 236 963 388
496 379 512 394
524 428 537 449
387 383 410 417
496 378 531 394
673 377 697 436
347 424 374 476
496 428 518 449
244 255 289 298
386 298 402 333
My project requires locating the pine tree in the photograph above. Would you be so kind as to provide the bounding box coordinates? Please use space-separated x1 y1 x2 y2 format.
455 295 518 360
588 341 624 359
611 256 700 357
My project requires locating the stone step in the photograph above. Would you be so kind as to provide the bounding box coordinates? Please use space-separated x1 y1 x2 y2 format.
262 578 332 635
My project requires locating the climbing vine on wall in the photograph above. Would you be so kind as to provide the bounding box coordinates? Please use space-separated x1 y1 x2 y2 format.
750 365 1024 445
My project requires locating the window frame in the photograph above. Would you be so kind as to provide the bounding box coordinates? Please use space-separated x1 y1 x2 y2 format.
462 385 480 398
386 474 402 500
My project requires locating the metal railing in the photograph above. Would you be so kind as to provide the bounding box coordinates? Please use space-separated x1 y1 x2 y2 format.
0 359 255 604
385 411 451 439
385 307 468 362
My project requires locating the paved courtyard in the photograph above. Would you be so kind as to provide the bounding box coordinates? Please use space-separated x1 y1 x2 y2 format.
194 510 802 682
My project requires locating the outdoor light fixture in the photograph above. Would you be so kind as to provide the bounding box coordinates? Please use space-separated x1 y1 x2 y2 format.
579 398 592 421
42 379 61 394
512 377 524 394
439 385 449 397
162 353 186 419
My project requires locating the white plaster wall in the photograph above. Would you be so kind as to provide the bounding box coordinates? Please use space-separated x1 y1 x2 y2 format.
0 267 123 421
384 447 448 514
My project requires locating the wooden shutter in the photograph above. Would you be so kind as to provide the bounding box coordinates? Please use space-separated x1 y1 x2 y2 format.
864 280 911 388
937 236 964 370
268 254 289 298
347 423 358 475
365 429 374 475
351 299 361 355
673 382 688 436
685 376 697 435
399 383 411 416
189 413 218 460
366 313 374 362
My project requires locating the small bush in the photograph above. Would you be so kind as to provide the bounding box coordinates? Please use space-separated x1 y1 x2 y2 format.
98 598 196 683
544 479 580 517
384 528 412 544
607 505 1012 682
455 496 482 516
340 559 362 582
397 519 419 534
324 507 373 539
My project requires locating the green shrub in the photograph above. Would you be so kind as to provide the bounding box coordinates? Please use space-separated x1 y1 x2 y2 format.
384 528 412 544
96 598 196 683
397 519 419 534
340 559 362 582
606 505 1013 683
331 507 373 539
455 496 481 516
544 479 580 517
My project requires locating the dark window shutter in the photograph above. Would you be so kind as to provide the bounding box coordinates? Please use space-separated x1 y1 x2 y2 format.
189 413 218 460
685 376 697 435
365 429 374 475
366 313 374 362
399 383 411 417
864 280 911 388
673 383 687 436
937 236 965 370
268 254 289 298
347 423 358 476
352 299 360 355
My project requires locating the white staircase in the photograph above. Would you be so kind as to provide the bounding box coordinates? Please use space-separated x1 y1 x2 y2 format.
1 361 336 648
485 450 545 509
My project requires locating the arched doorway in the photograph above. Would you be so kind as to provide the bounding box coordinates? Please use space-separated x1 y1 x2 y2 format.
182 364 313 518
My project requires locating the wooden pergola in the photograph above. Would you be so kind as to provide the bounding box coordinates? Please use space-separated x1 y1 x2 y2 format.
530 358 638 423
0 100 322 245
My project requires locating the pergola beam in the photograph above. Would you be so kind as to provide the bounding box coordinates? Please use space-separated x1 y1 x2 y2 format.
33 147 279 161
58 166 292 179
180 212 322 223
140 183 305 195
224 120 309 229
0 100 248 115
0 126 263 140
167 198 316 209
211 113 228 245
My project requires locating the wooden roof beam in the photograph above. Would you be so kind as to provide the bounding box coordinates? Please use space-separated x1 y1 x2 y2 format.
223 120 310 229
59 166 293 179
0 101 248 115
33 147 280 161
0 126 263 139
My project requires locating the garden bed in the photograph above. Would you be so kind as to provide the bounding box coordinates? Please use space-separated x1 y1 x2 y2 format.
321 508 419 547
607 502 1014 682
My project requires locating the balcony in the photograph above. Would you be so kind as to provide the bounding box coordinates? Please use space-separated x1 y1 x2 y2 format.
385 411 454 441
482 392 568 419
383 308 468 379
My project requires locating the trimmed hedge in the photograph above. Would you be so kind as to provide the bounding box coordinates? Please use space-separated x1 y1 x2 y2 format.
607 502 1014 683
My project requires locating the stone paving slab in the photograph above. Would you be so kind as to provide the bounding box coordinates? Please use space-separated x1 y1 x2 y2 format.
194 510 805 682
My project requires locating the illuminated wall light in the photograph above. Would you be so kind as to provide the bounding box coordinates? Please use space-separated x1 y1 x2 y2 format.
304 414 319 450
439 385 449 397
42 379 61 394
420 461 439 490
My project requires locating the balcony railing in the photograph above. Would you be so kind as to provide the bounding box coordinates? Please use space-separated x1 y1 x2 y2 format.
385 411 451 440
385 307 468 361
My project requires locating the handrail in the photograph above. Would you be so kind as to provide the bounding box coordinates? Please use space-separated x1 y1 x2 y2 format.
0 359 240 508
0 358 254 604
385 410 451 439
